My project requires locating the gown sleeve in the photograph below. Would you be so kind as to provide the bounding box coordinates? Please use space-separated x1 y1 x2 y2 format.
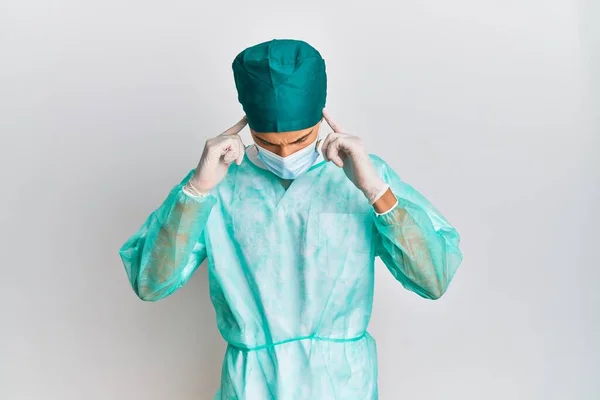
370 155 463 300
119 170 217 301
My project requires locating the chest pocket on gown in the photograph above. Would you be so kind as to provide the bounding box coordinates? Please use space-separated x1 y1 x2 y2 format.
318 212 373 255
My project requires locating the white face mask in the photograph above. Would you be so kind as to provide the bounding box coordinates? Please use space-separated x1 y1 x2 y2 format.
256 138 320 179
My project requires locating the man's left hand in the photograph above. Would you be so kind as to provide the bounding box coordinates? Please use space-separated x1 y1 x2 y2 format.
321 109 389 204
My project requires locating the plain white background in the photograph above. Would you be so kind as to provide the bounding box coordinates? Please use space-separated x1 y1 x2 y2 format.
1 1 598 399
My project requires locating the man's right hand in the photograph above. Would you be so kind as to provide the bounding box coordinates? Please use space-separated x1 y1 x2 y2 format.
190 116 248 193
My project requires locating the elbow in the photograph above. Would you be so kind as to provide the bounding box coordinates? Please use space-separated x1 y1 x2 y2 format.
419 254 457 300
135 289 156 302
133 277 177 302
425 256 461 300
137 292 157 302
133 283 162 302
423 279 449 300
425 288 445 300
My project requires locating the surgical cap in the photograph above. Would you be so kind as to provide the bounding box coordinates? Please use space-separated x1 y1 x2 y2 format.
232 39 327 133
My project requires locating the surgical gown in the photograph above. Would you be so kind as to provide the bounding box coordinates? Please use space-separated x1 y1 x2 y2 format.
120 154 462 399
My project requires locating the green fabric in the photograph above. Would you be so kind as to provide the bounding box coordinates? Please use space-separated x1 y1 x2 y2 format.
120 155 462 399
232 39 327 133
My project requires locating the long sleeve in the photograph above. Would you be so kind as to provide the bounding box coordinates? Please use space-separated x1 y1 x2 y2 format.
370 155 463 300
119 170 217 301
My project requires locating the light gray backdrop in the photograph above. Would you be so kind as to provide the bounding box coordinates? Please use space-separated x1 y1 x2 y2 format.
1 1 598 399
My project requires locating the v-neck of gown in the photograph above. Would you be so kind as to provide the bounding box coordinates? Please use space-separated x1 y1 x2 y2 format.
279 179 293 190
241 150 326 210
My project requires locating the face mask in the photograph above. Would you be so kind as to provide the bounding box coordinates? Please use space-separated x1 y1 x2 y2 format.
256 139 320 179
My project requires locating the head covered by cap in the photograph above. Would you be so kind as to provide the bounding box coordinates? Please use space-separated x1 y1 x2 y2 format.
232 39 327 133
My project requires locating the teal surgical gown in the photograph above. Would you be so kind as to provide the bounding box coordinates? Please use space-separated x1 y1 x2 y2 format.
120 153 462 399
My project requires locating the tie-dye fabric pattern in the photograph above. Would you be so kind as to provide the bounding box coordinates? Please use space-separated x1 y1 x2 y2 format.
120 154 462 399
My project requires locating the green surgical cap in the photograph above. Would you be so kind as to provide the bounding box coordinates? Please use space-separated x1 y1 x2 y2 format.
232 39 327 133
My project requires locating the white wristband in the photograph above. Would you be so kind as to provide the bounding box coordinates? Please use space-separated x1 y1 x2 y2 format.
375 199 399 216
368 183 390 205
183 180 210 198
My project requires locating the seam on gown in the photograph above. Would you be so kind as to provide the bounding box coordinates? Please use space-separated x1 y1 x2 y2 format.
226 332 367 352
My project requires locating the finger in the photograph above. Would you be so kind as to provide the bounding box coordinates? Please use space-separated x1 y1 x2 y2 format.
230 136 245 165
220 137 239 163
320 132 336 162
322 108 344 133
223 147 237 164
227 136 245 164
326 137 345 168
235 136 245 165
221 116 248 136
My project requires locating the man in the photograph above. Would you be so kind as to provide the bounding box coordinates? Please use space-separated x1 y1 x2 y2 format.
120 39 462 399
